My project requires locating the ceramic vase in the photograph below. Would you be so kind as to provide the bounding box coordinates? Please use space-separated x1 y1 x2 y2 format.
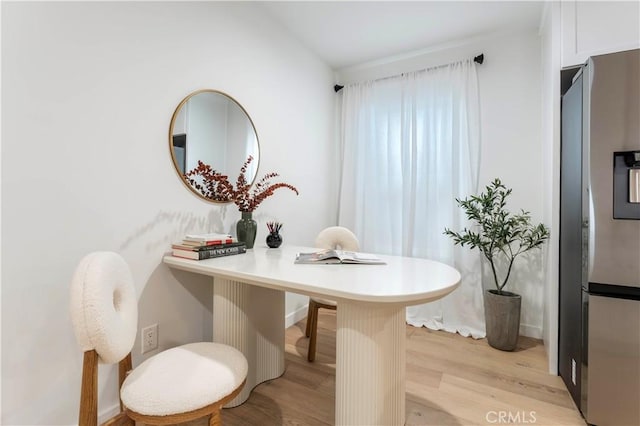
236 211 257 249
266 232 282 248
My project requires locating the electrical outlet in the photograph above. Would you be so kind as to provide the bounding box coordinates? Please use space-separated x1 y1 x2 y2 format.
141 323 158 354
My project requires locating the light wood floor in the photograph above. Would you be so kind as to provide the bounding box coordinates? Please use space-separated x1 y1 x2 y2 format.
187 310 586 426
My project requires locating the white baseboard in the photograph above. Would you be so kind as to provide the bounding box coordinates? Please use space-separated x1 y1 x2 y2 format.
99 404 120 424
285 304 309 328
520 323 543 339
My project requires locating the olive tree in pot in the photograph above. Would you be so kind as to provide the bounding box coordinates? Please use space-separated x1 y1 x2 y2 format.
444 178 550 351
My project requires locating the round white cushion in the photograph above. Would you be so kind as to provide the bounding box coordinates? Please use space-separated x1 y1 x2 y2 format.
121 342 248 416
70 252 138 364
314 226 359 251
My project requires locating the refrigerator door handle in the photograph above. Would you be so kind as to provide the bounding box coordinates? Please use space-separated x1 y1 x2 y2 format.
630 169 640 204
586 191 595 282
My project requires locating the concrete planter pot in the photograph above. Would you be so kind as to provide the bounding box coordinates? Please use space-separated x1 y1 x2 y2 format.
484 289 521 351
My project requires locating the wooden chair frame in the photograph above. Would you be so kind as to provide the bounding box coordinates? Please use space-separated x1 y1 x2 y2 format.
79 350 245 426
305 299 337 362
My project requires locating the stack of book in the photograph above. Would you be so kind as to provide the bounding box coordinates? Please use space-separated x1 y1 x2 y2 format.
171 233 247 260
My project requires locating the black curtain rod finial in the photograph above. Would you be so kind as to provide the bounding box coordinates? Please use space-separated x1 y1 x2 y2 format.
334 84 344 93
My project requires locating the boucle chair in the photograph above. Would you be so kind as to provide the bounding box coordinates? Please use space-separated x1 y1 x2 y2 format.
70 251 248 426
305 226 359 362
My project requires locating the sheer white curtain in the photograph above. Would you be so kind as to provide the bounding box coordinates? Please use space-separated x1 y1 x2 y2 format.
338 59 485 338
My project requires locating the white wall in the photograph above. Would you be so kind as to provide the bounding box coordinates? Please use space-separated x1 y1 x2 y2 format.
337 30 546 338
1 2 335 424
540 1 562 375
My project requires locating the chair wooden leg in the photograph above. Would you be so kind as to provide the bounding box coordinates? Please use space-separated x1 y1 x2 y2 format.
305 300 315 337
79 350 99 426
118 353 132 412
209 408 222 426
308 305 319 362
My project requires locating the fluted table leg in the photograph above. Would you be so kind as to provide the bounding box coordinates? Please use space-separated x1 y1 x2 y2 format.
212 278 285 407
336 301 406 426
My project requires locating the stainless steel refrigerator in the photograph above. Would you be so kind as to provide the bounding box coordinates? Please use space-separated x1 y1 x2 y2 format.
560 49 640 426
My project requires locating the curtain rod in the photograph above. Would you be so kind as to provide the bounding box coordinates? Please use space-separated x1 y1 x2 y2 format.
333 53 484 93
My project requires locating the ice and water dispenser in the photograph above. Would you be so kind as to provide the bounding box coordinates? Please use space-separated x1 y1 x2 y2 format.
613 150 640 219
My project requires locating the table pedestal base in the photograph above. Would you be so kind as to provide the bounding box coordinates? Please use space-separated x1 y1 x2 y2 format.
213 278 285 407
336 301 406 426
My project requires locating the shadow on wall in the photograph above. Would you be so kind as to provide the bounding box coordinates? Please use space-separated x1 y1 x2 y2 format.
124 207 234 363
137 264 214 354
119 206 232 252
510 248 546 335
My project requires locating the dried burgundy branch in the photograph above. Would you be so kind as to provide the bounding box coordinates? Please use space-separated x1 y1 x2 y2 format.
184 156 298 211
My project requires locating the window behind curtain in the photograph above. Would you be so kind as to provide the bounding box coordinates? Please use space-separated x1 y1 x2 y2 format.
337 59 485 338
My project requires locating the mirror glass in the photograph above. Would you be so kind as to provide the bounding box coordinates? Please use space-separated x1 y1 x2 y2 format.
169 89 259 203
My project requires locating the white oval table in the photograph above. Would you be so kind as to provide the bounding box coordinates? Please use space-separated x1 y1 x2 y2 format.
164 245 461 426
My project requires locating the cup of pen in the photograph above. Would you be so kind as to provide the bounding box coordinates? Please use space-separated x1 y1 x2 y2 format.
266 221 283 248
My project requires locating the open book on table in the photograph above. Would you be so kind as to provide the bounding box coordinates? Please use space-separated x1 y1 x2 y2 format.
294 249 386 265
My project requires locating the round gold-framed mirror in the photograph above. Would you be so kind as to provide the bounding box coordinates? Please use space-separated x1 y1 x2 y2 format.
169 89 260 203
